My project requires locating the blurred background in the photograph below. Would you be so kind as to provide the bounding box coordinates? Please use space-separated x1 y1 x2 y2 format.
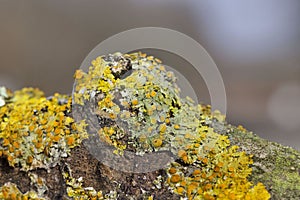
0 0 299 150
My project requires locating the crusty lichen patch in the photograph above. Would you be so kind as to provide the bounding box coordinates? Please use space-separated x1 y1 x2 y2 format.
0 88 88 171
0 182 45 200
220 124 300 200
0 51 274 199
72 52 271 199
62 163 104 200
74 52 182 155
3 51 299 199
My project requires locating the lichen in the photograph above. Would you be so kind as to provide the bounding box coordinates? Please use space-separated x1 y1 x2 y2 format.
0 88 88 171
220 124 300 200
72 52 271 199
62 164 104 200
74 52 182 155
2 51 298 199
28 172 48 197
0 182 45 200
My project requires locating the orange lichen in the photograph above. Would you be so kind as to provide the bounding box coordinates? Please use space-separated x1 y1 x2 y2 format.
193 169 201 176
150 91 156 97
0 88 88 171
178 149 187 158
166 121 270 200
69 52 271 199
152 138 163 148
170 174 181 183
74 69 85 80
131 99 139 106
0 182 45 200
176 186 185 194
174 124 180 130
66 136 75 146
168 167 177 174
62 166 103 200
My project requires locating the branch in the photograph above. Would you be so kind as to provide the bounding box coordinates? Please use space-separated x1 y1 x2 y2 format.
0 52 299 200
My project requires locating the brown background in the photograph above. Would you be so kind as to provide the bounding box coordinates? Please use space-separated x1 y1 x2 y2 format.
0 0 299 150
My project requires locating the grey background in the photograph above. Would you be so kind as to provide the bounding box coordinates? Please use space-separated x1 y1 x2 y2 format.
0 0 299 150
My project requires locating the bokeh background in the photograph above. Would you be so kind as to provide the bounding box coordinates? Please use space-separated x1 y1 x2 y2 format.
0 0 299 150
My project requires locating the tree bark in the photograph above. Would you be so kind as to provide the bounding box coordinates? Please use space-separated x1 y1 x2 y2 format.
211 120 300 200
1 108 299 200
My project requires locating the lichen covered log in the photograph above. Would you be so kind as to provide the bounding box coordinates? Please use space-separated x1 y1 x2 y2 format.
0 52 299 200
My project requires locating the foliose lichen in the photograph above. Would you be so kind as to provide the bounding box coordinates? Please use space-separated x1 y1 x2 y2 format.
0 182 45 200
72 52 271 199
4 51 295 199
62 163 104 200
220 123 300 200
0 88 88 171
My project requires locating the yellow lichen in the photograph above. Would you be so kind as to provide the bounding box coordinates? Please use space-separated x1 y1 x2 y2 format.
73 52 269 199
0 182 45 200
0 88 88 171
167 122 270 199
0 52 272 199
62 165 104 200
